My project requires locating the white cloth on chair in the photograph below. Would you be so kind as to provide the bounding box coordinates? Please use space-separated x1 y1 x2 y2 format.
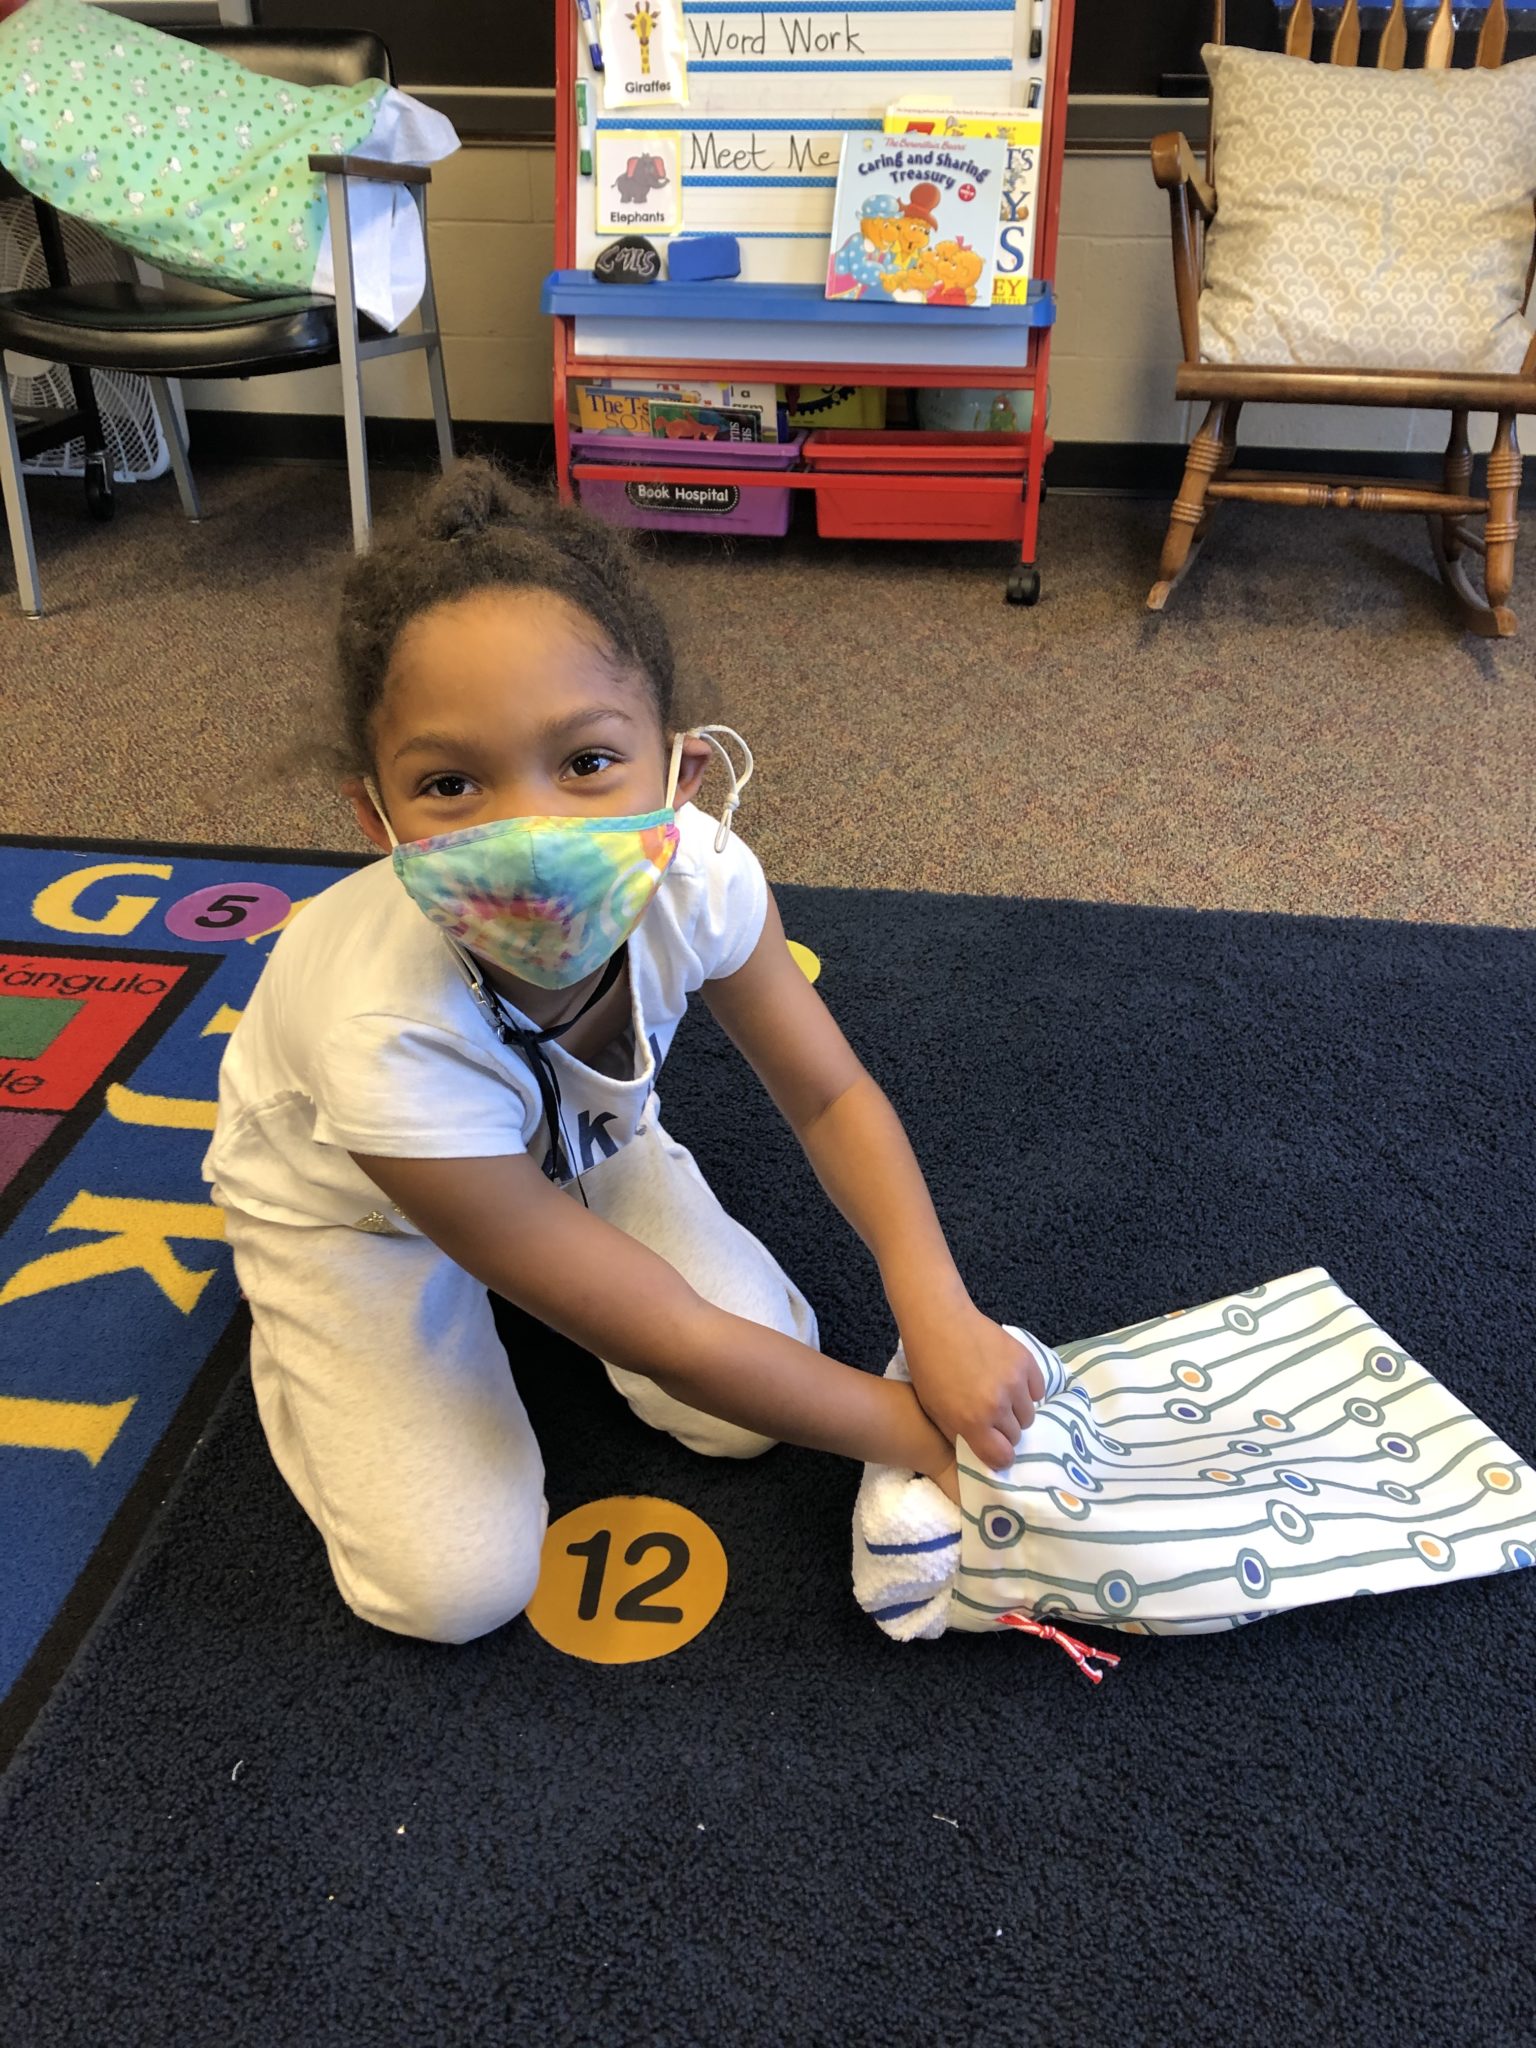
311 89 460 332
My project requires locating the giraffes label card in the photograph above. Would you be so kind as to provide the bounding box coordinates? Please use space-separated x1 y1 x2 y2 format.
600 0 690 110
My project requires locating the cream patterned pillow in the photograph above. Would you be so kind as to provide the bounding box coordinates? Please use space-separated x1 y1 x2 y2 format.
1199 44 1536 373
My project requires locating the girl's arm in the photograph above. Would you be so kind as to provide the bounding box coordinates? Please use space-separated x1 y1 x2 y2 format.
703 891 1045 1472
348 1146 959 1491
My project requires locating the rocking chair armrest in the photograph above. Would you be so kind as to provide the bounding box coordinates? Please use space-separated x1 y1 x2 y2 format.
308 154 433 185
1152 132 1212 365
1150 132 1216 221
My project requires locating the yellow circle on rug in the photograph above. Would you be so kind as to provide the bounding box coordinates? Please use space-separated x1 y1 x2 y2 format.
787 940 821 983
525 1497 728 1664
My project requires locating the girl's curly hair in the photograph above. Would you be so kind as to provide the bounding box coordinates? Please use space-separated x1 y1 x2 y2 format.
328 457 680 777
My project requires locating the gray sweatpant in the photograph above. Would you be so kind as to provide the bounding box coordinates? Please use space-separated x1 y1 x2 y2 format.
222 1121 818 1643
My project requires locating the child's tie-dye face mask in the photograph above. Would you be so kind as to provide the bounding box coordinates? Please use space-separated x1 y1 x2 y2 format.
364 726 751 990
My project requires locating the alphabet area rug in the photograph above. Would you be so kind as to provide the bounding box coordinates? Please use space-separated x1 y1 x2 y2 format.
0 851 1533 2042
0 835 365 1763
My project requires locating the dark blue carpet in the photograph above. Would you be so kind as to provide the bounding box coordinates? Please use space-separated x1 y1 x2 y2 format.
2 888 1533 2048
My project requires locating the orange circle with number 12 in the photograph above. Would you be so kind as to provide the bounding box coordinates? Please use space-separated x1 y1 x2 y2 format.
524 1497 728 1665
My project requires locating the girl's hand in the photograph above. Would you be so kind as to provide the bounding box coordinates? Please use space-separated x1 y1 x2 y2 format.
902 1306 1047 1473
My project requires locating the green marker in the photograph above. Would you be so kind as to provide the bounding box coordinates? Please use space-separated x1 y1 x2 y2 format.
576 79 593 178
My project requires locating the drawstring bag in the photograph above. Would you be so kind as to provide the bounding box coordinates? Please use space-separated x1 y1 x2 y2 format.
854 1268 1535 1662
0 0 457 329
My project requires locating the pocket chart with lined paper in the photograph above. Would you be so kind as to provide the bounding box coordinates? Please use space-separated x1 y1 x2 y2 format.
578 0 1045 284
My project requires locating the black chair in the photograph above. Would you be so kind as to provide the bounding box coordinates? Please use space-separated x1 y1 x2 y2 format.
0 27 455 617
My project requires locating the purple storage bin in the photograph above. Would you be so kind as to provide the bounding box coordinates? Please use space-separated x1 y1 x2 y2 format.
571 430 804 536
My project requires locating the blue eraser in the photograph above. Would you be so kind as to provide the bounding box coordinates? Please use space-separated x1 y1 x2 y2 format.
667 234 741 283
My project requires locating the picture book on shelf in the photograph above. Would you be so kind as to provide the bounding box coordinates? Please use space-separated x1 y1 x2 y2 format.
884 100 1042 305
825 132 1006 308
649 403 761 442
574 379 783 440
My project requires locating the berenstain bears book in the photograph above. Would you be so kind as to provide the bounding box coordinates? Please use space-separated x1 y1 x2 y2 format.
825 131 1006 307
884 101 1042 306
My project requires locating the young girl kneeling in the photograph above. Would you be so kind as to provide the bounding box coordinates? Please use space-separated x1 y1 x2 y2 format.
205 461 1044 1644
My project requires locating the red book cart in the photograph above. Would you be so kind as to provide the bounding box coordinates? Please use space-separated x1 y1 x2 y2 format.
543 0 1076 604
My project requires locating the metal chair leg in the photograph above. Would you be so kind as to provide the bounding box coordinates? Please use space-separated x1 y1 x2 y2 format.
423 334 455 476
0 368 44 617
148 377 203 522
326 171 373 554
413 186 456 473
64 359 110 466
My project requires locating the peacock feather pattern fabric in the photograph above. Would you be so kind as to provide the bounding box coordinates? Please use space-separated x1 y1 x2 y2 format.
853 1268 1535 1641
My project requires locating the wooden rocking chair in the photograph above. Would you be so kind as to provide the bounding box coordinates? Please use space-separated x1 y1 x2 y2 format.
1149 0 1536 635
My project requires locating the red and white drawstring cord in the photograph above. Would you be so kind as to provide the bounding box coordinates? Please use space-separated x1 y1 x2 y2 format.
999 1611 1123 1685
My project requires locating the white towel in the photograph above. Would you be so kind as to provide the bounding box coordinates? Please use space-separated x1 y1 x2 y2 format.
850 1456 961 1641
851 1328 1061 1641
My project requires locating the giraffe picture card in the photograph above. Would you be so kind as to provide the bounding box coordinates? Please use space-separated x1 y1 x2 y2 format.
599 0 690 110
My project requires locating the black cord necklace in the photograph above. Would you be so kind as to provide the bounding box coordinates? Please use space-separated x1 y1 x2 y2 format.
470 946 628 1202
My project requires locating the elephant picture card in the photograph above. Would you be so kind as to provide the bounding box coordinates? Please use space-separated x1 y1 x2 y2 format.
595 129 682 236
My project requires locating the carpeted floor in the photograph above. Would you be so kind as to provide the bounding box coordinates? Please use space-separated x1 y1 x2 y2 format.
0 459 1531 928
1 461 1532 2042
2 883 1533 2048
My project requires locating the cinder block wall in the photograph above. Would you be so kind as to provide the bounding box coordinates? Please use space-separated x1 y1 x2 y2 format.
185 146 557 427
184 142 1483 457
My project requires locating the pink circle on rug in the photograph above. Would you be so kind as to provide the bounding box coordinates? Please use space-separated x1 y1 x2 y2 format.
165 882 291 943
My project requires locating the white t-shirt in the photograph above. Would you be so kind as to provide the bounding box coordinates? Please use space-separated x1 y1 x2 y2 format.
202 802 768 1231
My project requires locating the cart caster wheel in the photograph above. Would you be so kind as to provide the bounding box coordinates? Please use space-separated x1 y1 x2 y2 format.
84 455 115 523
1006 565 1041 606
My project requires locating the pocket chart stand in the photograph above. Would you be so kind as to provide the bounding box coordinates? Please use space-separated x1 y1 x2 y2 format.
541 0 1076 605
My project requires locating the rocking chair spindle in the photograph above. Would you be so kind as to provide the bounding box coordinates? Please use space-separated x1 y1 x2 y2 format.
1379 0 1409 71
1477 0 1509 68
1330 1 1360 70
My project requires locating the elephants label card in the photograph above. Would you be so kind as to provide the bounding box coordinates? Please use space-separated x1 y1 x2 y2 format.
595 129 682 236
